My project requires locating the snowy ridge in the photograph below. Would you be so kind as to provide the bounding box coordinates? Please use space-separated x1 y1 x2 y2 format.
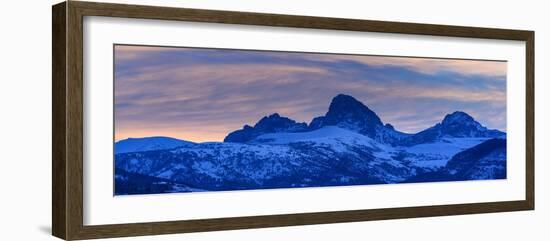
114 94 507 195
115 136 195 154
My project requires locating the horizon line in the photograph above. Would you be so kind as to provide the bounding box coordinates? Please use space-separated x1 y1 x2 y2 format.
115 110 507 143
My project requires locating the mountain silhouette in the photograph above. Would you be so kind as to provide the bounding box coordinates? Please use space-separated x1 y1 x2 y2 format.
309 94 384 136
224 113 308 143
224 94 503 146
402 111 505 146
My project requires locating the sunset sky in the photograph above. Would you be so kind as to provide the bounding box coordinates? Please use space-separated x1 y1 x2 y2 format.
114 45 507 142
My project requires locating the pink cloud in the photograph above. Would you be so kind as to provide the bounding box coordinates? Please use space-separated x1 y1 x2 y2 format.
298 54 507 77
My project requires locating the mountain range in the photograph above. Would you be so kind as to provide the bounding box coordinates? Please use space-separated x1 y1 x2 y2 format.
114 94 506 195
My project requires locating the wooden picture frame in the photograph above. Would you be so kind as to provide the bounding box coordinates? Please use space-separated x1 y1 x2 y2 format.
52 1 534 240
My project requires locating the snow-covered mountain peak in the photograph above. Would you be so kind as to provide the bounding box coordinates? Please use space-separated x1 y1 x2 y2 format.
441 111 477 127
224 113 308 143
401 111 505 146
308 94 390 141
437 111 493 135
324 94 383 127
254 113 305 130
115 136 194 154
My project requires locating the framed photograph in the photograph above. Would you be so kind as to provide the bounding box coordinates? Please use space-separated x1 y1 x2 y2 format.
52 1 534 240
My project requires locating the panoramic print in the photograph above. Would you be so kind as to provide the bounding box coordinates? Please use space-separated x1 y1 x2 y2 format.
113 45 507 195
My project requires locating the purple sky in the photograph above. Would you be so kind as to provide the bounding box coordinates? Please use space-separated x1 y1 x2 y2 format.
114 45 507 142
